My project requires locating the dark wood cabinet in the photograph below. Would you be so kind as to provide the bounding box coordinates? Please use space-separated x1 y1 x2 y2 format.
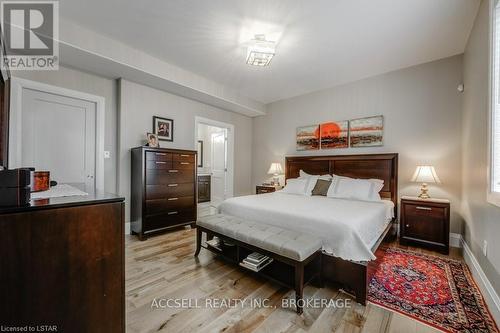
131 147 197 239
198 175 211 203
400 196 450 254
0 192 125 332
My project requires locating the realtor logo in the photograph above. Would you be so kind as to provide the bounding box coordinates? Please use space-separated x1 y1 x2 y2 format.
1 1 59 70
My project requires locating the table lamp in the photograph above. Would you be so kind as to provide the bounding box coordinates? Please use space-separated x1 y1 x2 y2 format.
411 165 441 199
267 162 283 186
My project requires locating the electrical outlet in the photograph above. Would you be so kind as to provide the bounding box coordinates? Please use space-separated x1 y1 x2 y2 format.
104 151 111 159
483 240 488 257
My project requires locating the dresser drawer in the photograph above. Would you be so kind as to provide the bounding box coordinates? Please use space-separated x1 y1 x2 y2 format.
146 151 172 162
173 153 195 162
145 196 195 215
404 204 445 219
146 183 194 200
146 159 171 170
144 209 195 232
146 169 195 184
173 160 195 170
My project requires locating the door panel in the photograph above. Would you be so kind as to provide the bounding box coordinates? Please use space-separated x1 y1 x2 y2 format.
21 89 97 191
211 130 226 206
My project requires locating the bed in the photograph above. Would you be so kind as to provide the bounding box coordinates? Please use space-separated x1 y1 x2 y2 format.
220 153 398 304
219 193 394 262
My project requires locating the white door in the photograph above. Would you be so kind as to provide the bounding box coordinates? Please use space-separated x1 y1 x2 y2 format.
21 88 97 191
211 130 227 206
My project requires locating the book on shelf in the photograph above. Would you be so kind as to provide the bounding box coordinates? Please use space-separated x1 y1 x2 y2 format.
239 257 273 272
247 252 267 261
239 252 273 272
206 237 221 251
244 255 268 265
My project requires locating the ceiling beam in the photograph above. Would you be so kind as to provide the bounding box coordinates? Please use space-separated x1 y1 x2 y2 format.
58 19 266 117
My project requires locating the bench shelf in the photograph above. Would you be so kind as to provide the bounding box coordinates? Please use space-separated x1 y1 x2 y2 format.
196 226 322 314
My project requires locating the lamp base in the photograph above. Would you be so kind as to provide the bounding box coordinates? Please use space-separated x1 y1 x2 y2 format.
272 177 280 186
418 183 430 199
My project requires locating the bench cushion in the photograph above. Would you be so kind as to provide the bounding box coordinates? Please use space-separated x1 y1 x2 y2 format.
197 214 322 261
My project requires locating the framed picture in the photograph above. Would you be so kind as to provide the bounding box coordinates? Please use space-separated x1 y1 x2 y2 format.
197 140 203 167
320 121 349 149
296 125 320 150
153 116 174 141
349 115 384 147
146 132 159 147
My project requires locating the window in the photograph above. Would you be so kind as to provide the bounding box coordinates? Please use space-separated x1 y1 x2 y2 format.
490 0 500 205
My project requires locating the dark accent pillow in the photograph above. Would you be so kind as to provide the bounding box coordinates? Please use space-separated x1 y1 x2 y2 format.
311 179 332 196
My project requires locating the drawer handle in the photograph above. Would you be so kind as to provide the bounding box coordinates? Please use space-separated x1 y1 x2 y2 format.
155 153 166 156
156 161 166 164
406 224 410 227
180 154 190 157
168 184 178 187
180 162 189 165
168 197 179 201
416 206 432 211
167 211 178 215
169 170 179 173
260 190 268 193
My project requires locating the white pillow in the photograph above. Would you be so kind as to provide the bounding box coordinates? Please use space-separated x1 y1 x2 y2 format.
299 170 332 180
299 169 311 178
280 178 309 195
327 176 384 202
305 175 320 196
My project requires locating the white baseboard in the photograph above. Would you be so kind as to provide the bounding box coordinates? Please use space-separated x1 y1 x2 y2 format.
461 236 500 324
125 222 131 235
450 233 462 248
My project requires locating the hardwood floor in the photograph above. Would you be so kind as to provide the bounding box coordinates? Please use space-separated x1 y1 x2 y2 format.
125 224 462 333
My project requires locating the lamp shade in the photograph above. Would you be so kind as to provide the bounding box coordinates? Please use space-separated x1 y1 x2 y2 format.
267 162 283 175
411 165 441 184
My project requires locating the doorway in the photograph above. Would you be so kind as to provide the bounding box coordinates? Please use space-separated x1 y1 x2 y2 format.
8 78 105 191
195 117 234 213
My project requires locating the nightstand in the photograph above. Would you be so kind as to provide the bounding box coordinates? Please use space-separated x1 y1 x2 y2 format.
256 185 282 194
400 196 450 254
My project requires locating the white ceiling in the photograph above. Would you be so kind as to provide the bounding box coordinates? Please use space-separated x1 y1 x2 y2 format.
60 0 480 104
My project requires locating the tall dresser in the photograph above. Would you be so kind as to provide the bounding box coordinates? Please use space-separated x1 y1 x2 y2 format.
131 147 197 240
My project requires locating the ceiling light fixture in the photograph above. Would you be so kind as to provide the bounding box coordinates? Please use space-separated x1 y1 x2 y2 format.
246 34 275 67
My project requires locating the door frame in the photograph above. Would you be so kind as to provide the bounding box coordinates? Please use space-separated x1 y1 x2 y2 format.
194 116 234 199
8 77 105 190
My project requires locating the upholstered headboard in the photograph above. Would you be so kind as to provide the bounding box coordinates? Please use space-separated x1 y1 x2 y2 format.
285 153 398 216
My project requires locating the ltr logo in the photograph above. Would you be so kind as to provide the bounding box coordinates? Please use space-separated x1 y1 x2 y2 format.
1 1 59 70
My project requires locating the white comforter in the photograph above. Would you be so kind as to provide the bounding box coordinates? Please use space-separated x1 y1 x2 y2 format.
218 192 394 262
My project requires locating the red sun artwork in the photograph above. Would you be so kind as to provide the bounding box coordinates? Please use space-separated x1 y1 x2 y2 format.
320 122 341 138
320 121 348 149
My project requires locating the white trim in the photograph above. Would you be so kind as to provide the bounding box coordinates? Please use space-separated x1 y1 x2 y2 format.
125 222 131 235
461 236 500 323
487 0 500 207
194 116 235 199
449 233 462 248
8 77 105 191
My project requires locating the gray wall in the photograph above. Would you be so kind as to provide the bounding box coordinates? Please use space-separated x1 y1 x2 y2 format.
12 66 119 194
118 79 253 222
253 55 464 233
462 0 500 294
